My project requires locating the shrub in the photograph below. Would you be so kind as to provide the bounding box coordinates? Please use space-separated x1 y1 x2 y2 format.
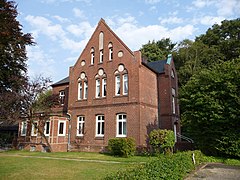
149 129 175 154
104 151 198 180
108 137 136 157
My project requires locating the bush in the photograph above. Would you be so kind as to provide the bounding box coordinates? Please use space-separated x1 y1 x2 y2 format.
104 151 198 180
108 137 136 157
149 129 175 154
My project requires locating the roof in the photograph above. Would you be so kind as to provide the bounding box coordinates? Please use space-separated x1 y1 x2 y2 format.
146 59 167 74
51 77 69 87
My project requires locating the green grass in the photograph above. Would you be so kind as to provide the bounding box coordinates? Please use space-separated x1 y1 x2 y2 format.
0 150 155 180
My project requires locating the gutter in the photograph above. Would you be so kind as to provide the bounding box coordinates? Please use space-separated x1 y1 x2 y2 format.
66 113 71 152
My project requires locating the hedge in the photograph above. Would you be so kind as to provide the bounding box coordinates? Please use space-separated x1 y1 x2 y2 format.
104 151 203 180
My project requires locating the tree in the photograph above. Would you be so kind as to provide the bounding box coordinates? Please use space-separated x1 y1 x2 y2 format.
174 40 223 86
180 59 240 157
197 18 240 61
20 76 59 152
141 38 176 62
0 0 34 123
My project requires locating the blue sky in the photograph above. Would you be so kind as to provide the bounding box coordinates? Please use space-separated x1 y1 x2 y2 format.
16 0 240 83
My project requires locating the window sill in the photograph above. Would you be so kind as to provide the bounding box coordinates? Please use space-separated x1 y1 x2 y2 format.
94 97 106 100
95 136 104 140
113 95 128 98
116 135 127 138
76 99 88 102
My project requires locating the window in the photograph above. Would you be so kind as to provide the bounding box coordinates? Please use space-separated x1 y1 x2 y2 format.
78 81 82 100
21 121 27 136
115 75 120 96
99 49 103 63
96 79 100 98
83 81 88 99
171 70 175 78
108 43 113 60
102 78 107 97
172 88 176 114
117 114 127 137
96 115 104 137
123 74 128 95
90 48 95 65
44 121 50 136
31 122 38 136
59 91 65 105
58 121 66 136
77 116 85 136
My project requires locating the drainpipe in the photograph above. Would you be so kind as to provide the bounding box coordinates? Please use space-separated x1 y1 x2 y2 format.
66 113 71 152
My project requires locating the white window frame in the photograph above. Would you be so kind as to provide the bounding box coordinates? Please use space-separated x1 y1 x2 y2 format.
115 75 120 96
44 121 50 136
77 116 85 136
83 81 88 99
123 74 128 95
31 121 38 136
116 114 127 137
58 120 66 136
171 69 175 78
21 121 27 136
99 49 103 63
59 91 65 105
96 79 100 98
96 115 104 137
78 81 82 100
102 78 107 97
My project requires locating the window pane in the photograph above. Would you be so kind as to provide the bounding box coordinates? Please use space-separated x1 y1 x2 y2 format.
123 74 128 95
59 123 64 134
45 122 50 135
79 82 82 99
84 81 88 99
115 76 120 95
123 122 126 135
96 79 100 98
119 122 122 135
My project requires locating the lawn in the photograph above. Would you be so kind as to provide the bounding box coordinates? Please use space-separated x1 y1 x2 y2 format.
0 150 155 180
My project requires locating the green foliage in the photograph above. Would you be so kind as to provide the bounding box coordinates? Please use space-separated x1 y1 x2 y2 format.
108 138 136 157
197 18 240 61
141 38 176 62
0 0 34 122
105 151 197 180
149 129 175 154
180 59 240 157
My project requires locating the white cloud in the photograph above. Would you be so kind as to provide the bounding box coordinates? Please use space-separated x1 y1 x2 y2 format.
216 0 240 16
113 18 196 50
159 16 183 25
26 46 56 79
73 8 86 19
200 16 224 25
67 21 94 37
145 0 161 4
192 0 213 8
52 15 70 23
25 15 66 40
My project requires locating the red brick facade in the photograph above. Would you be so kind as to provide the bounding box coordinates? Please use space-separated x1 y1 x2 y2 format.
18 19 180 152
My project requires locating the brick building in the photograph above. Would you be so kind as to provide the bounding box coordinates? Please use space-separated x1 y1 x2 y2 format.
18 19 180 152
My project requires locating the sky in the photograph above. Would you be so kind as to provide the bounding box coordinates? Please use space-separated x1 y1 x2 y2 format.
16 0 240 83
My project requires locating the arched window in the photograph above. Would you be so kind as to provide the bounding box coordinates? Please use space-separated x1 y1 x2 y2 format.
99 32 104 63
108 42 113 61
78 72 88 100
95 69 107 98
90 47 95 65
114 64 128 96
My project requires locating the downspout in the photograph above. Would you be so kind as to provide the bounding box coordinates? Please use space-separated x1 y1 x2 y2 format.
66 113 71 152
